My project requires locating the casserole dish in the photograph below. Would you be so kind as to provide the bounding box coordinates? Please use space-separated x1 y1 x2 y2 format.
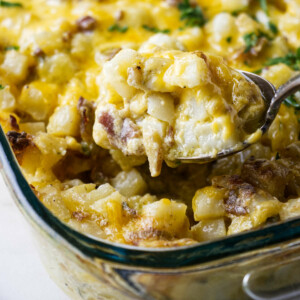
2 124 300 300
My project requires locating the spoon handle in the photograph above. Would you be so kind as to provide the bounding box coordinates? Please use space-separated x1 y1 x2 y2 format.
262 74 300 133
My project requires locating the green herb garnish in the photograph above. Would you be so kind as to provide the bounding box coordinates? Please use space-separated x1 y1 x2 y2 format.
0 84 4 90
258 0 268 15
178 0 206 28
108 24 128 33
268 22 278 35
0 1 22 7
4 45 19 51
284 94 300 109
243 32 259 53
243 31 271 53
142 25 170 34
275 152 280 160
265 48 300 70
226 36 232 43
253 68 263 74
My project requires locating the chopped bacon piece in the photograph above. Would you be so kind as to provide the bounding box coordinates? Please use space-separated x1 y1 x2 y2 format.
76 16 97 32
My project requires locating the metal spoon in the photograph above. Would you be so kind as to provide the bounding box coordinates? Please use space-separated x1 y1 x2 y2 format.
176 71 300 163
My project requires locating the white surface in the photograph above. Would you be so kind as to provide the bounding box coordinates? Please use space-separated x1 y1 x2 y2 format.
0 175 70 300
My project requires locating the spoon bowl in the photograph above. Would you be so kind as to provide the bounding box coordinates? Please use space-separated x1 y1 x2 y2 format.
176 72 300 163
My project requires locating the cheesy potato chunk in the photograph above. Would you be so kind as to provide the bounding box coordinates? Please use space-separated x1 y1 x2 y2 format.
94 48 265 176
1 0 300 247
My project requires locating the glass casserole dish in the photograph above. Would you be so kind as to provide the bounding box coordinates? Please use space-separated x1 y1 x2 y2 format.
1 0 300 299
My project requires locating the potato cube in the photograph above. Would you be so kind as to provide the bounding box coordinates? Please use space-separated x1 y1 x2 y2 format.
90 191 125 226
19 122 46 135
87 183 116 202
18 81 58 121
142 198 188 235
0 85 16 111
112 169 147 197
192 186 226 221
147 93 175 124
163 53 209 88
249 192 282 227
227 216 253 235
191 218 226 242
38 53 76 84
0 50 31 83
280 198 300 221
34 132 67 156
47 105 80 137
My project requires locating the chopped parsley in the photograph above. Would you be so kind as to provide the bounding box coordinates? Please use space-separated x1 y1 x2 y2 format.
178 0 206 28
284 94 300 109
226 36 232 43
0 84 4 90
243 31 271 53
243 32 259 53
275 152 280 160
4 45 19 51
265 48 300 71
0 1 22 7
258 0 268 15
142 25 170 34
108 24 128 33
268 22 278 35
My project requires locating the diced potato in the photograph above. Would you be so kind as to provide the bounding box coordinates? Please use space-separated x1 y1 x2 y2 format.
47 105 80 137
192 186 226 221
228 216 253 235
0 50 31 83
110 149 147 171
280 198 300 221
176 27 204 51
139 34 185 54
129 92 148 117
112 169 147 197
87 183 116 202
221 0 249 12
0 86 16 111
191 218 226 242
18 81 58 121
142 198 188 235
90 191 125 226
37 183 71 221
101 48 140 99
211 13 238 42
163 53 209 88
248 191 282 227
19 122 46 135
34 132 67 156
61 184 96 211
38 53 76 84
147 93 175 124
71 33 92 60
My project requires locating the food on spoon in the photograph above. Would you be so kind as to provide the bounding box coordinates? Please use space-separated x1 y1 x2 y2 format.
94 48 265 176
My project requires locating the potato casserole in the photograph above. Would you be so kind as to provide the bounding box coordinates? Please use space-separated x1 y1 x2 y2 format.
1 0 300 247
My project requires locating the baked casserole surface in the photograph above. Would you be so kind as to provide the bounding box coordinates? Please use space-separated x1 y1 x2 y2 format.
1 0 300 247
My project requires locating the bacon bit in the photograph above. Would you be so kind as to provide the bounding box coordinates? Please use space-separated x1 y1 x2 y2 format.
33 48 45 57
77 96 95 142
76 16 97 32
120 118 141 142
122 201 137 217
164 125 174 147
6 131 32 153
98 112 115 136
62 31 73 42
224 190 249 216
128 227 171 242
9 115 19 131
115 10 124 21
72 211 89 221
